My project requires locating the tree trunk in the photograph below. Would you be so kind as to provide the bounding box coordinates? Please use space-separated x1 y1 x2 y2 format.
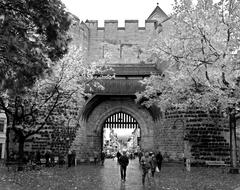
229 113 239 174
5 127 10 161
232 114 237 167
17 134 26 171
18 137 25 162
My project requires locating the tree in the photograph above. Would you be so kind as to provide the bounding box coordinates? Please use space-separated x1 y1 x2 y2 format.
137 0 240 173
0 45 108 167
0 0 71 95
0 0 72 169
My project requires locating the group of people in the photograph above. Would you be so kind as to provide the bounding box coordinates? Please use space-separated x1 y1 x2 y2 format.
116 150 163 186
67 150 76 167
140 151 163 185
93 150 106 165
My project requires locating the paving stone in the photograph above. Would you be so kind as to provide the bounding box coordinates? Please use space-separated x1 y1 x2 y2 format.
0 159 240 190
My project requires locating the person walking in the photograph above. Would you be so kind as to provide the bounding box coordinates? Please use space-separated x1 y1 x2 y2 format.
156 151 163 171
67 150 72 167
100 151 105 166
35 151 41 165
50 150 55 167
45 150 51 167
149 152 157 177
118 150 129 182
93 151 98 165
138 151 143 164
140 152 151 186
72 150 76 166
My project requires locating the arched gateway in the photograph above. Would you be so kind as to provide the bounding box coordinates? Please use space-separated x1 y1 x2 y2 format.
71 93 157 160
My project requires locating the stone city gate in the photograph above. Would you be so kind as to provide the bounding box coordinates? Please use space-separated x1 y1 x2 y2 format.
68 4 187 161
71 65 157 158
5 4 232 164
69 5 231 163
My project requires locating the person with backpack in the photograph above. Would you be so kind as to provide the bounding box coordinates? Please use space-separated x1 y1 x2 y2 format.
156 151 163 171
118 150 129 182
100 151 106 166
140 152 151 186
149 152 158 177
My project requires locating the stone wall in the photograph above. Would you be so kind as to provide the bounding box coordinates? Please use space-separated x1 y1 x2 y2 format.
84 20 158 64
153 109 230 164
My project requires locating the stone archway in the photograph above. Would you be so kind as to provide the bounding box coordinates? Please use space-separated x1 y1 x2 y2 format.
71 98 156 160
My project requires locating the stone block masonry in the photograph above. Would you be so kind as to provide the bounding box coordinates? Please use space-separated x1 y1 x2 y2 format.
153 109 230 164
84 20 159 64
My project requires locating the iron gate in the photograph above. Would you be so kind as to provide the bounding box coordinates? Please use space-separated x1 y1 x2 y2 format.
103 112 139 129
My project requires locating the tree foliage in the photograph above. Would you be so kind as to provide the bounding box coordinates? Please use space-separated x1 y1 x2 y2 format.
0 0 71 94
1 45 108 160
137 0 240 112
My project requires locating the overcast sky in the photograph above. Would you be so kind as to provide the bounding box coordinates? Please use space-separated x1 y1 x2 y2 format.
61 0 175 27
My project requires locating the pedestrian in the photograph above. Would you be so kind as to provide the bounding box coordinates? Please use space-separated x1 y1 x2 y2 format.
72 150 76 166
100 151 105 165
93 151 98 165
50 150 55 167
138 151 143 164
118 150 129 182
45 150 51 167
35 151 41 165
186 156 191 172
140 152 151 186
149 152 157 177
67 150 72 167
59 154 65 167
156 151 163 171
116 151 122 164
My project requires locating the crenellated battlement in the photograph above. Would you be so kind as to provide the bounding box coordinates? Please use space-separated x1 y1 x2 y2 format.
85 19 158 31
81 5 168 64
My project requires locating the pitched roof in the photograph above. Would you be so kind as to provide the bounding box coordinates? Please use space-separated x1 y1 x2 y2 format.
147 5 168 23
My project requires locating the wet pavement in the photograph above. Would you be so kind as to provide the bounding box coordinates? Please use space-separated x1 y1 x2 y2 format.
1 158 240 190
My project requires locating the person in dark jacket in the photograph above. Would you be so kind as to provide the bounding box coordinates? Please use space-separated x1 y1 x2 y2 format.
138 151 143 164
156 151 163 171
35 151 41 165
149 152 157 177
141 152 151 185
72 150 76 166
118 150 129 182
45 150 51 167
100 151 105 165
67 150 72 167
